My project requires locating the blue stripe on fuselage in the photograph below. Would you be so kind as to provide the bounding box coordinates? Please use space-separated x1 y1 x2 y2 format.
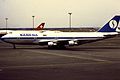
1 37 103 40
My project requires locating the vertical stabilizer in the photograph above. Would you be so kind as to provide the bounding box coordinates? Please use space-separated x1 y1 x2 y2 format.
35 23 45 30
98 16 120 32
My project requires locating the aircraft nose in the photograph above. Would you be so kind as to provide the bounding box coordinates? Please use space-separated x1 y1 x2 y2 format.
1 36 6 41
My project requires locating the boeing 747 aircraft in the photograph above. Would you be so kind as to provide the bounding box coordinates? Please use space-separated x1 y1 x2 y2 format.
0 23 45 37
1 16 120 48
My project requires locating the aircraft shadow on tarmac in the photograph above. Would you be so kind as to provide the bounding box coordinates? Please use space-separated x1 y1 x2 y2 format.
0 45 120 51
0 40 120 51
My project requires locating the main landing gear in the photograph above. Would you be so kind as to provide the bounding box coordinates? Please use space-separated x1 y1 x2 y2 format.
13 44 16 49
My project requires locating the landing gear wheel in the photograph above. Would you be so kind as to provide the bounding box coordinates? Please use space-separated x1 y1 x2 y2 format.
48 45 66 49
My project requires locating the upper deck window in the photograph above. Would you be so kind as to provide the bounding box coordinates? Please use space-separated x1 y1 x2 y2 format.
9 32 12 34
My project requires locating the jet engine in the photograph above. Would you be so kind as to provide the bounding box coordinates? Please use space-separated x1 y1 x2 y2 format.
68 40 78 46
48 42 57 46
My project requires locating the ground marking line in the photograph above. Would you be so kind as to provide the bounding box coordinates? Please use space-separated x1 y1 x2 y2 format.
23 50 111 62
0 61 115 69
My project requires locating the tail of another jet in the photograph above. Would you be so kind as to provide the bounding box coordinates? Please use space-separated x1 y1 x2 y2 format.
98 16 120 32
35 23 45 30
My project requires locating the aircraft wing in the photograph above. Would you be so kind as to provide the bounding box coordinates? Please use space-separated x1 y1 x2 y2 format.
36 37 104 46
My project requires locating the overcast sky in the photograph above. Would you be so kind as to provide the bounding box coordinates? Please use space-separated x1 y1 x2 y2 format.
0 0 120 28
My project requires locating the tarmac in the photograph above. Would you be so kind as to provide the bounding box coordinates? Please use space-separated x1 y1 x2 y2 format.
0 35 120 80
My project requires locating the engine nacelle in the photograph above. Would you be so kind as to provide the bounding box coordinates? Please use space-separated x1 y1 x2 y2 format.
48 42 57 46
68 40 78 46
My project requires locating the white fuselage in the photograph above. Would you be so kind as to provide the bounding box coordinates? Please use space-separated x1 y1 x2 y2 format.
1 30 118 46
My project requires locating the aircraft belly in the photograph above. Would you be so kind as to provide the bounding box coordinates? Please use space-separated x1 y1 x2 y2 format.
78 37 103 40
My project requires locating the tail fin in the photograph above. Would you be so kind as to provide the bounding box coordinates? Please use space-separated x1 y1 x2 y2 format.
98 16 120 32
35 23 45 30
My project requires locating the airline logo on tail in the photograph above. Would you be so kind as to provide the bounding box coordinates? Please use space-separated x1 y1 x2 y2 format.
35 23 45 30
98 16 120 32
109 20 117 29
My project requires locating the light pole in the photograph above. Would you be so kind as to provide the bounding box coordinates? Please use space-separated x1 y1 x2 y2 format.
5 18 8 33
68 13 72 31
32 16 35 30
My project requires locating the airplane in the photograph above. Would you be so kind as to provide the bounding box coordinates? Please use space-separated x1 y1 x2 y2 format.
1 15 120 49
0 23 45 37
